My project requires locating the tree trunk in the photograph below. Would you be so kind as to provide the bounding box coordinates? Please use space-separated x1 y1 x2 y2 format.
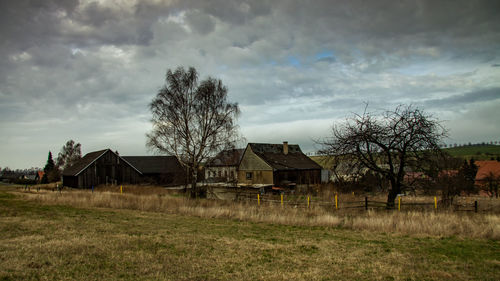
190 169 198 199
386 178 400 208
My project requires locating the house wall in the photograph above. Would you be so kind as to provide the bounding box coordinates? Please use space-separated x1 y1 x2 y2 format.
237 170 274 185
205 166 238 182
238 146 274 185
239 146 272 171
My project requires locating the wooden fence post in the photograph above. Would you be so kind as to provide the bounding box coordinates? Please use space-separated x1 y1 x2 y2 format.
307 196 310 208
365 197 368 210
335 194 338 210
398 196 401 211
120 185 123 194
257 194 260 206
434 196 437 209
281 194 283 207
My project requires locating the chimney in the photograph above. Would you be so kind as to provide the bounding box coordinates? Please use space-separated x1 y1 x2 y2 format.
283 141 288 155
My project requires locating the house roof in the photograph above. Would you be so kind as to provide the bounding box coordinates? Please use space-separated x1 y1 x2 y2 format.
475 160 500 181
206 149 244 167
121 156 184 174
62 149 143 176
248 143 322 170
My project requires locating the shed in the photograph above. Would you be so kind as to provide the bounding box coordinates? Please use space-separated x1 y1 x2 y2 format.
121 156 186 186
62 149 142 188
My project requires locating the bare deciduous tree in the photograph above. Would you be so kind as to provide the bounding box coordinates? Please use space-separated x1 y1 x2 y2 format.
147 66 240 198
318 105 447 207
57 140 82 170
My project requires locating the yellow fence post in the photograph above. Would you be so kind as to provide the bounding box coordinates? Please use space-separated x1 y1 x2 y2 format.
281 194 283 207
257 194 260 206
434 196 437 209
307 196 310 208
398 196 401 211
335 194 338 210
120 185 123 194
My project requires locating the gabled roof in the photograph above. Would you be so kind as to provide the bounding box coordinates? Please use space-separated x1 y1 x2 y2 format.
248 143 321 170
475 160 500 181
121 156 184 174
62 149 109 176
62 149 142 176
206 149 245 167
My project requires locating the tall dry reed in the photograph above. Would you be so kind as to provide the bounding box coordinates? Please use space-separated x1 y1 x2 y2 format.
16 189 500 240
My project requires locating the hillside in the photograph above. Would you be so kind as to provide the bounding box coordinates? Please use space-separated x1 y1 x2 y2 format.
311 145 500 167
444 144 500 160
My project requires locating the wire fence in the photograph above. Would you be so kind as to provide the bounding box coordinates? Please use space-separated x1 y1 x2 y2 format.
234 193 487 213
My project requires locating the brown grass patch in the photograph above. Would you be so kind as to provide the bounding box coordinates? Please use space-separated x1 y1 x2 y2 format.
14 186 500 240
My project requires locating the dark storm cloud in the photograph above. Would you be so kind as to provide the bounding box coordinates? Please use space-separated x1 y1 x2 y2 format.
1 0 500 168
183 0 272 25
424 87 500 108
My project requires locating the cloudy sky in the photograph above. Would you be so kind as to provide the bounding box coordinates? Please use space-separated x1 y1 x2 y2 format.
1 0 500 169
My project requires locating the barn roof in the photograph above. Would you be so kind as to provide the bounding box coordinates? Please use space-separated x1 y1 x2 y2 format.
62 149 109 176
475 160 500 181
248 143 321 171
62 149 143 176
206 149 244 167
121 156 184 174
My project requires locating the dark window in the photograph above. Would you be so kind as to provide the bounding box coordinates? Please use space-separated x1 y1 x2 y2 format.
246 172 253 180
218 171 221 177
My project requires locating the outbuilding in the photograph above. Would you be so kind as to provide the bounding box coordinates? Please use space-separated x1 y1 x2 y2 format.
62 149 142 188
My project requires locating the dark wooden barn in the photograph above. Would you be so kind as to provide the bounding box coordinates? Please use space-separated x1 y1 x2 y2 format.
121 156 187 186
62 149 142 188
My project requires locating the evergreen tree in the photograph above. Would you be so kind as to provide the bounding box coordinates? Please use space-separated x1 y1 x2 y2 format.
41 173 48 184
43 151 55 174
43 151 59 183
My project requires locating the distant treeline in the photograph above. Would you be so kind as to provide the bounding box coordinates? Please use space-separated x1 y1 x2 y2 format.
442 142 499 148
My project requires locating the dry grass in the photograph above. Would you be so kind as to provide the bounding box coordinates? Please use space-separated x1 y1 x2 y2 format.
14 186 500 240
1 185 500 280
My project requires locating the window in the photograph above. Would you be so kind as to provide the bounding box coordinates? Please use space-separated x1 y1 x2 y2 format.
246 172 253 180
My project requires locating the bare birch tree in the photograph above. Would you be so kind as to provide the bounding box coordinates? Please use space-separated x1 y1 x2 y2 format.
147 66 240 198
56 140 82 170
318 105 447 207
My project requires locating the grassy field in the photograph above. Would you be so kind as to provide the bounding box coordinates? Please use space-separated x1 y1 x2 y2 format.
1 185 500 280
311 144 500 166
444 144 500 160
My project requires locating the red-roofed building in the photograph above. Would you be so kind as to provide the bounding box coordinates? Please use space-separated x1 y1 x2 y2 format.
36 171 44 183
475 161 500 196
475 161 500 183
